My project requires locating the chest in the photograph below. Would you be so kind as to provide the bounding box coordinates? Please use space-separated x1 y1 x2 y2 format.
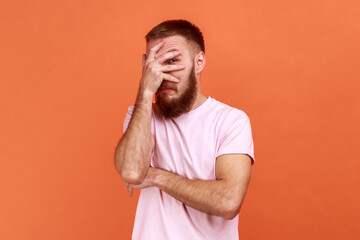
151 118 221 180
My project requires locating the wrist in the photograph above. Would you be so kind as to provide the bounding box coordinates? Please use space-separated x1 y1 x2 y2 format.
152 168 166 188
141 90 154 100
137 84 155 99
136 90 153 105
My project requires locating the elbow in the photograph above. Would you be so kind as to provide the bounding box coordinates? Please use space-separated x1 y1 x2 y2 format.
114 146 142 184
115 159 145 184
120 170 145 185
222 209 239 220
221 199 243 220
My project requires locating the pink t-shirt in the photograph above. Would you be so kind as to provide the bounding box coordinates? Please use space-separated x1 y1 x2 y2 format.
123 96 255 240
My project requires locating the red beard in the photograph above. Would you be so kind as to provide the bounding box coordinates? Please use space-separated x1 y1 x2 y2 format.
155 65 197 119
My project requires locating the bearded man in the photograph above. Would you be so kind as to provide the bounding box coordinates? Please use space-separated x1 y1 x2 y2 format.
115 19 255 240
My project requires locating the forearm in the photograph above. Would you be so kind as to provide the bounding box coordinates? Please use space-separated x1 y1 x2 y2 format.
115 40 185 184
115 92 154 184
153 169 243 219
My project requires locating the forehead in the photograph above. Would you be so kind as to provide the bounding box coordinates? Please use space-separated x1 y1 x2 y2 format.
146 35 192 56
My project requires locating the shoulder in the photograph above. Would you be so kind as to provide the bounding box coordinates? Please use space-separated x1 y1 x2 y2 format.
207 97 250 122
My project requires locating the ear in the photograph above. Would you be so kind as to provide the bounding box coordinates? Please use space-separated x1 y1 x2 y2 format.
142 54 146 67
194 51 206 74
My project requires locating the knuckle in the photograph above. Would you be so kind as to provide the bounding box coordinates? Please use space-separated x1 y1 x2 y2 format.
150 64 158 71
145 62 152 68
151 67 157 74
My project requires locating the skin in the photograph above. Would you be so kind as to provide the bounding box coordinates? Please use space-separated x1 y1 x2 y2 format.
147 35 208 111
114 35 252 220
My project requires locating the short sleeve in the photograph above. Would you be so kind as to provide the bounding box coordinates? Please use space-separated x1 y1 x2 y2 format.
123 105 135 134
216 113 255 164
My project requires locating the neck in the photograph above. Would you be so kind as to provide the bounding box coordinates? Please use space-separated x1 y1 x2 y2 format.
190 89 207 111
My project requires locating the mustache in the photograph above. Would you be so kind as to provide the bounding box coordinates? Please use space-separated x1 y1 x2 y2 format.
160 82 176 90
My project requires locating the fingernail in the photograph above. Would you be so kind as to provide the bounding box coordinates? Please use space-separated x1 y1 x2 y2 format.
177 50 181 54
181 64 186 67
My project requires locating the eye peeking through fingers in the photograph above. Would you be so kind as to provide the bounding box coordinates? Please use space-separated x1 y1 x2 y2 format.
164 58 178 64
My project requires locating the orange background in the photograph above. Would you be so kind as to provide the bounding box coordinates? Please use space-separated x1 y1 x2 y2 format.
1 0 359 239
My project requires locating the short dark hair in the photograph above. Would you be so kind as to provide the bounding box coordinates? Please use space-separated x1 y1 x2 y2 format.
145 19 205 53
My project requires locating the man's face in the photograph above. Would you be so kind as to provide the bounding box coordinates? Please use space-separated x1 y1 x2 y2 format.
146 35 199 118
